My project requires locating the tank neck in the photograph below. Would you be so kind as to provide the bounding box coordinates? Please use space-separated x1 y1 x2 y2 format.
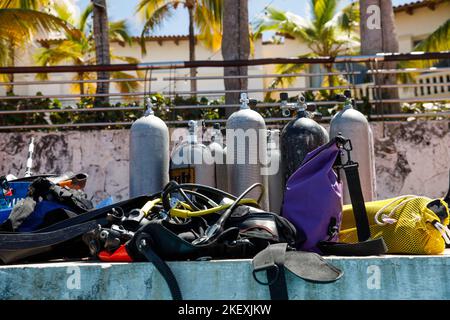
343 98 354 110
188 120 198 144
267 129 279 150
296 110 308 118
144 98 155 116
212 128 222 144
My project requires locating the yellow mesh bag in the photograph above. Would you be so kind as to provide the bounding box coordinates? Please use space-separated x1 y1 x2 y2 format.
339 196 450 255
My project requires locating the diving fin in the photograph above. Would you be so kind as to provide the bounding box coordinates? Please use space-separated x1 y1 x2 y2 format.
0 220 99 264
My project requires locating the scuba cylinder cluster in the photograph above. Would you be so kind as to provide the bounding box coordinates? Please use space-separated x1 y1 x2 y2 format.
207 123 228 191
129 99 169 197
170 120 215 187
226 93 269 211
330 90 376 204
267 129 283 214
280 92 329 184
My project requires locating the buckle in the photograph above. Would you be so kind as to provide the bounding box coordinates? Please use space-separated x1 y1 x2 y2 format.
252 263 280 286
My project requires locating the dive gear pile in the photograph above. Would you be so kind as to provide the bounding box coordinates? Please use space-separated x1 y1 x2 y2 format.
0 177 343 300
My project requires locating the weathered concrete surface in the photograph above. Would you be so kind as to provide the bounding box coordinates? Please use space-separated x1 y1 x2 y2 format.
0 254 450 300
0 120 449 204
372 121 450 199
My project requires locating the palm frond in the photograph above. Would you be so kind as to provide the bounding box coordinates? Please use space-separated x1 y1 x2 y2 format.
336 1 359 34
271 53 315 88
253 6 311 43
109 20 133 47
52 0 76 25
312 0 338 32
79 3 94 32
0 9 76 45
199 0 222 24
70 71 96 94
194 0 222 50
34 40 87 81
1 0 48 9
139 3 174 54
111 71 142 95
400 19 450 70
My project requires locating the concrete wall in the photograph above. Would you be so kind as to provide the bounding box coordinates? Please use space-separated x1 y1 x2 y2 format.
0 120 449 205
1 254 450 300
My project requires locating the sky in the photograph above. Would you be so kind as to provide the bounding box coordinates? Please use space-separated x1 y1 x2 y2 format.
76 0 415 36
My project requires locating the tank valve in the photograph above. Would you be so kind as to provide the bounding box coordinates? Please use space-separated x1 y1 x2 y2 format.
336 90 354 109
280 92 308 117
144 97 155 116
211 122 221 143
240 93 250 109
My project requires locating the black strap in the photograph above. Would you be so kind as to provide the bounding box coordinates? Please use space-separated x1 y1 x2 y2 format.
252 244 344 300
342 163 371 242
252 243 289 300
321 141 387 256
136 234 183 301
0 220 100 250
318 238 387 256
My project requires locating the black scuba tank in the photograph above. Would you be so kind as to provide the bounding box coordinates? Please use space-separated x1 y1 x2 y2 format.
280 92 329 183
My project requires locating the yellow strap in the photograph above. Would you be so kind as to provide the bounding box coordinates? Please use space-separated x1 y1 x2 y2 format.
169 199 259 218
140 198 162 217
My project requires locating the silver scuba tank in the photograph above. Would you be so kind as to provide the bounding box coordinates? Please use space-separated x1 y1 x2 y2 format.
129 98 169 197
280 92 329 184
226 93 269 210
267 129 283 214
170 120 215 186
208 123 228 191
329 90 376 204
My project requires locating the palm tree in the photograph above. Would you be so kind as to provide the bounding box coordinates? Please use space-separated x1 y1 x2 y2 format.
92 0 111 106
359 0 400 113
34 3 141 98
222 0 250 115
136 0 223 94
253 1 360 100
0 0 74 94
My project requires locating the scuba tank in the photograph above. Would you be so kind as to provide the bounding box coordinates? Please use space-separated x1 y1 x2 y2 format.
170 120 215 186
329 90 376 204
280 92 329 183
24 138 35 178
226 93 269 210
267 129 283 214
129 99 169 197
208 123 228 191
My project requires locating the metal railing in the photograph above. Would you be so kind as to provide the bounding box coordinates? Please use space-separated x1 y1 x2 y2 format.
0 52 449 130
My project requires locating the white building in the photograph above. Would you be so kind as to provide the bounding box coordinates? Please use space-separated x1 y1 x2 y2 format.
2 0 449 102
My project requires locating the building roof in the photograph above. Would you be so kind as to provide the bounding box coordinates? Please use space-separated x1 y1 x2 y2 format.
37 34 190 46
393 0 447 13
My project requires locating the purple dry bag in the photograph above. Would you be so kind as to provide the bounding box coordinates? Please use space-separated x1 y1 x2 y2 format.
282 139 342 252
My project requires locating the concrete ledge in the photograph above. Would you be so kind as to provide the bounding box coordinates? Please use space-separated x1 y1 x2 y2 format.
1 253 450 300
